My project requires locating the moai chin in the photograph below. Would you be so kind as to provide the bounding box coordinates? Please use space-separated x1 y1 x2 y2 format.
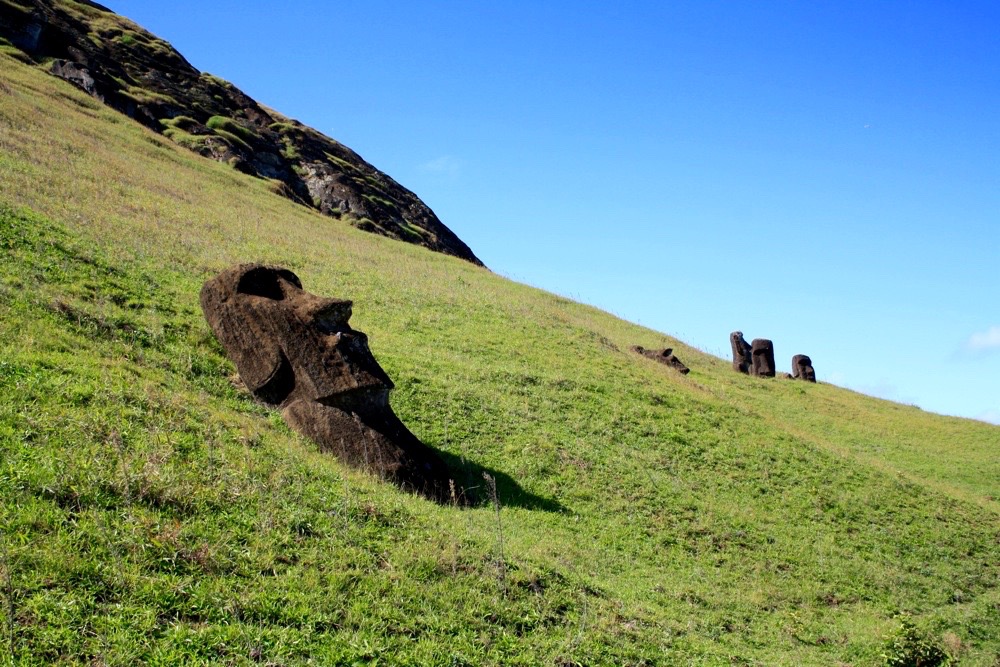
631 345 690 374
200 264 456 502
792 354 816 382
730 331 752 374
750 338 776 377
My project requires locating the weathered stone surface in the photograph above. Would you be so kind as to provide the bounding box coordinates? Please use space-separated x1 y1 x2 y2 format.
792 354 816 382
631 345 690 374
201 264 455 502
750 338 776 377
730 331 752 374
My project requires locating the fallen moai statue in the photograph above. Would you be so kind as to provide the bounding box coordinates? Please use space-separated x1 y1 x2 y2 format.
730 331 752 374
750 338 776 377
792 354 816 382
201 264 456 502
631 345 690 374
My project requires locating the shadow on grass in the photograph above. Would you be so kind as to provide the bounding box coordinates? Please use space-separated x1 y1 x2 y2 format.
438 449 566 513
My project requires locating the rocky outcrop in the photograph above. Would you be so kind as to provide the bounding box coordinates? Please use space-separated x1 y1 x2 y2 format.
200 264 459 502
631 346 690 374
0 0 482 265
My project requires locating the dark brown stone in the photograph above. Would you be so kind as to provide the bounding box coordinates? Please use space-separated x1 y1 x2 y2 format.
750 339 776 377
792 354 816 382
201 264 456 502
730 331 752 374
631 346 690 374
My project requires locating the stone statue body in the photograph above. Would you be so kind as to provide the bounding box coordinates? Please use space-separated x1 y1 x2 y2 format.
750 338 776 378
792 354 816 382
631 345 690 374
730 331 752 374
201 264 453 501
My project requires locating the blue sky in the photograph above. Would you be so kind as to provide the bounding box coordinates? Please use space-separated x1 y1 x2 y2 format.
112 1 1000 424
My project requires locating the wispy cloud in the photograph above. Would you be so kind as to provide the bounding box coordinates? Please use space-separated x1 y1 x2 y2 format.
419 155 462 178
851 378 919 406
964 325 1000 353
975 409 1000 425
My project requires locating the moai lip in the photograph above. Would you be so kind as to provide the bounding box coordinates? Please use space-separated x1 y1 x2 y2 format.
200 264 458 502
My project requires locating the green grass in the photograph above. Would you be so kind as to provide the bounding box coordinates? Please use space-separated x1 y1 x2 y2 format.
205 116 260 146
1 47 999 666
122 86 177 106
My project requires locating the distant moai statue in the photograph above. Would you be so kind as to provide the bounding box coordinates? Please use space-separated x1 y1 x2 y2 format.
792 354 816 382
631 345 690 374
730 331 752 374
750 339 776 377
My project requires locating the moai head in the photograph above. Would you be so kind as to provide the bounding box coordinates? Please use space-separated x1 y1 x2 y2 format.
750 338 776 377
631 346 691 374
792 354 816 382
199 264 391 407
200 264 455 502
730 331 752 374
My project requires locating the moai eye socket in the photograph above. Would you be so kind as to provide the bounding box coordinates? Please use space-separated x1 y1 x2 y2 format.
236 266 302 300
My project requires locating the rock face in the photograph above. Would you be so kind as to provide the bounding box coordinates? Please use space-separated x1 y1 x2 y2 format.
750 339 776 378
791 354 816 382
730 331 752 374
631 346 690 374
200 264 456 502
0 0 482 266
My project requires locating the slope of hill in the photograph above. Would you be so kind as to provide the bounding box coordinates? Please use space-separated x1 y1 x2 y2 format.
0 0 482 265
1 30 999 667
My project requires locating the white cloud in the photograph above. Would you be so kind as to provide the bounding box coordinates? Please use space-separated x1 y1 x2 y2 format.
419 155 462 178
965 326 1000 353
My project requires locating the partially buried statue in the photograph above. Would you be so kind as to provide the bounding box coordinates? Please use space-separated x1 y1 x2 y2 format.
791 354 816 382
201 264 455 502
750 338 776 378
631 345 690 374
730 331 752 374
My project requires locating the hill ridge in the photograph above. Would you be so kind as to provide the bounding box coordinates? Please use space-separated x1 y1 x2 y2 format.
0 0 483 265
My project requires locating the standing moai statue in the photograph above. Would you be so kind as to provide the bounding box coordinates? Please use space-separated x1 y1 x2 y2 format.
730 331 752 374
792 354 816 382
750 338 776 377
200 264 457 503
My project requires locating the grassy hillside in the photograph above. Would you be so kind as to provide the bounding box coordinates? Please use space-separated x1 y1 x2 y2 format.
1 48 999 666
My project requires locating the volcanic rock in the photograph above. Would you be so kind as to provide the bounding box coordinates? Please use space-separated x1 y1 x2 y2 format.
0 0 482 265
